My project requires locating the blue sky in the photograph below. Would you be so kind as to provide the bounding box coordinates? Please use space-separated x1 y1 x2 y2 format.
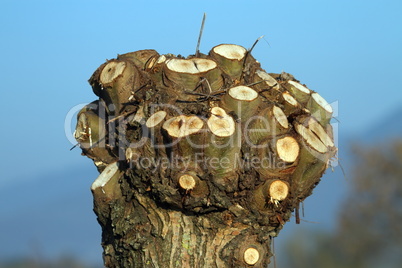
0 0 401 263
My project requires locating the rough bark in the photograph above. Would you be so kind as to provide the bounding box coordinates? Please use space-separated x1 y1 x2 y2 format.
75 43 337 267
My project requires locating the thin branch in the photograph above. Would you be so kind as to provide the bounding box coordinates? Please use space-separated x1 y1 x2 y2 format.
107 110 136 124
240 35 264 80
249 35 264 54
70 143 79 151
195 13 207 57
246 79 278 89
262 36 271 48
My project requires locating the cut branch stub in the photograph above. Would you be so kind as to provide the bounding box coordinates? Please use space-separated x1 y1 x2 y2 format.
307 92 333 126
145 54 168 85
284 80 311 106
178 174 197 190
164 58 223 92
75 102 116 171
223 85 260 122
269 179 290 202
291 115 336 197
147 54 167 69
253 70 281 101
272 106 289 130
276 136 300 163
91 162 123 205
295 121 327 153
145 110 167 128
75 108 102 149
256 136 299 178
206 107 240 188
162 115 205 161
163 115 204 138
243 247 260 265
255 70 280 90
207 107 236 138
117 49 159 70
294 115 334 154
144 110 168 159
307 117 335 148
89 59 146 114
206 107 237 155
210 44 247 79
253 179 290 210
279 91 301 116
177 172 209 199
247 105 289 144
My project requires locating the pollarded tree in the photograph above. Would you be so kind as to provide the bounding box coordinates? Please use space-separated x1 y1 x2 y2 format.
74 43 336 267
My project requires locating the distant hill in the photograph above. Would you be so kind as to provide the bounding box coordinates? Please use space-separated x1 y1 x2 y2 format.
353 106 402 144
0 164 103 266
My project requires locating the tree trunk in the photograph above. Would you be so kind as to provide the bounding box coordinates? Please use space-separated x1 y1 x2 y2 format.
93 168 272 267
75 43 337 267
